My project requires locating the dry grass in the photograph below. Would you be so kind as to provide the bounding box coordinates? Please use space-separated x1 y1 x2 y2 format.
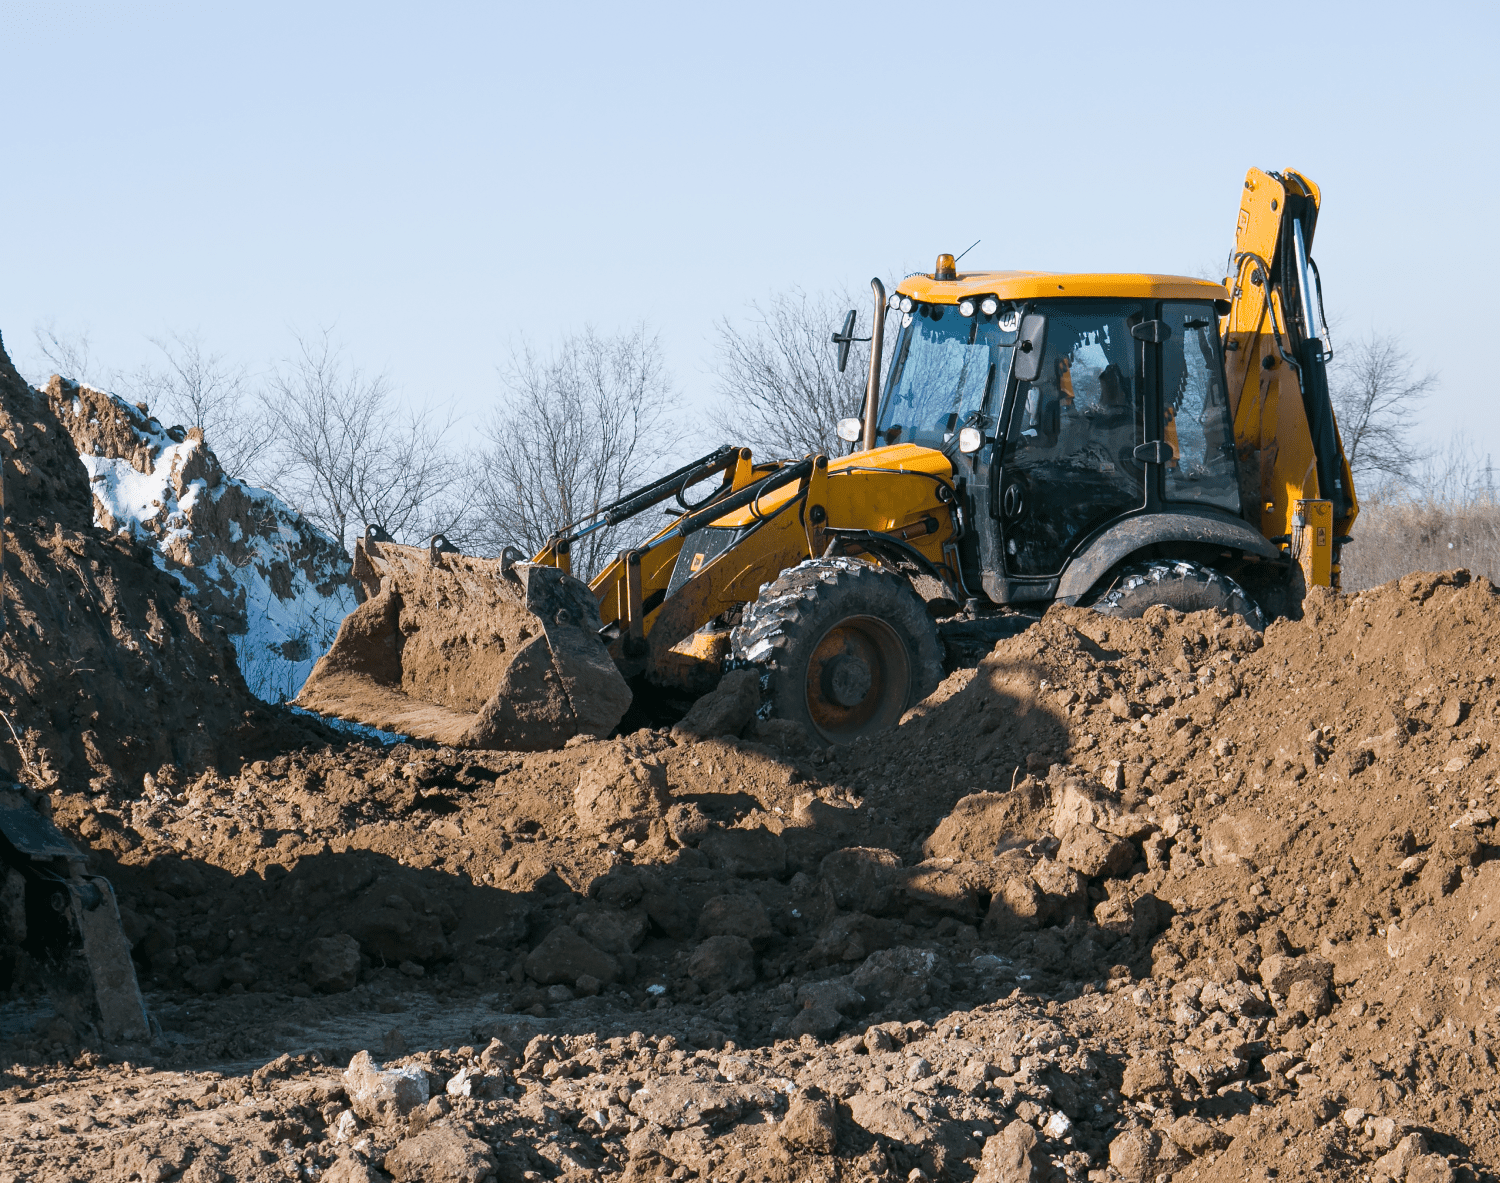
1341 496 1500 590
1339 437 1500 590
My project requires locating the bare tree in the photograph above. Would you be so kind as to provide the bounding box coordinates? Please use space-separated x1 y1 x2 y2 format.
471 325 682 579
118 332 276 480
1330 332 1437 487
31 320 98 387
262 330 468 552
710 287 881 459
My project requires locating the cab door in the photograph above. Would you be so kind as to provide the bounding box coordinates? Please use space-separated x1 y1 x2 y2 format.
991 301 1148 580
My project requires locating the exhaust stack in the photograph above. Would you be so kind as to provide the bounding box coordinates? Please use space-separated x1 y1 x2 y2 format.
861 277 886 452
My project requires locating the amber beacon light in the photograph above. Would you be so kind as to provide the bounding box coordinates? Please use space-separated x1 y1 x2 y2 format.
933 253 957 280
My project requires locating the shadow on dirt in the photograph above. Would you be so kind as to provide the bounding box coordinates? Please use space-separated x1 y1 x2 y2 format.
0 642 1196 1176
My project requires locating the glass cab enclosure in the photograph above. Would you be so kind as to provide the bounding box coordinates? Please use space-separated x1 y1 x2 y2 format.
876 297 1239 594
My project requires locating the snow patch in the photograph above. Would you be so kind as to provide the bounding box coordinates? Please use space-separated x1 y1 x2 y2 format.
56 383 359 703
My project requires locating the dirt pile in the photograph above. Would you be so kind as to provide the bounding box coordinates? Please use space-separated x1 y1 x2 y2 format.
0 335 324 797
3 562 1500 1181
45 377 358 703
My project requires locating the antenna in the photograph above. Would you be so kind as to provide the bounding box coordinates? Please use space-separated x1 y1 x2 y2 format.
953 239 981 265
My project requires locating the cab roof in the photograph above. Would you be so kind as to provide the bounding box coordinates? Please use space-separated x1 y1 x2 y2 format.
896 270 1229 304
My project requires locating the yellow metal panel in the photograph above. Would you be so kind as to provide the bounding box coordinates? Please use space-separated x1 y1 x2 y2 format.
1227 313 1320 541
827 442 954 478
897 271 1229 305
1222 166 1356 545
1233 168 1285 267
1280 169 1321 210
706 444 956 565
1226 168 1309 545
1295 499 1333 588
641 504 814 682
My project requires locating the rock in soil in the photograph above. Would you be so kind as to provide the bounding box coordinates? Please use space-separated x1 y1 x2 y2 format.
343 1050 430 1126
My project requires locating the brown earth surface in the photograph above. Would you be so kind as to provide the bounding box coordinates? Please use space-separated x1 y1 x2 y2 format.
0 338 325 797
4 571 1498 1183
2 341 1500 1183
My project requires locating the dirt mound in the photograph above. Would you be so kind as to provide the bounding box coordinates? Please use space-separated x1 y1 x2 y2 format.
46 377 358 702
0 336 340 805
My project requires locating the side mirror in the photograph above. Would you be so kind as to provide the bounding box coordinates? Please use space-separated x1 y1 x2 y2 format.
1013 314 1047 382
832 309 858 373
836 417 862 443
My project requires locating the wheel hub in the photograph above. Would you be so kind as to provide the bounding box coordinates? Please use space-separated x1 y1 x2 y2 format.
803 615 911 741
821 653 873 707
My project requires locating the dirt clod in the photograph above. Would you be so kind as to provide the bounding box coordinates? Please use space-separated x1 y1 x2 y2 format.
301 933 362 993
670 668 760 740
383 1124 498 1183
573 749 670 838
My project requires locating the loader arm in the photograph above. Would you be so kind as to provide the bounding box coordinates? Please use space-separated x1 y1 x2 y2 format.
300 439 960 745
1222 166 1357 587
588 443 960 691
530 445 755 574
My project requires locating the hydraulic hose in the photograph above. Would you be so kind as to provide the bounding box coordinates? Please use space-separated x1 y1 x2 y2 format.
670 457 815 539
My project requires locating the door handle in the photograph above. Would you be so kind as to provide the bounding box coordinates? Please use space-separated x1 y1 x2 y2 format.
1133 440 1172 465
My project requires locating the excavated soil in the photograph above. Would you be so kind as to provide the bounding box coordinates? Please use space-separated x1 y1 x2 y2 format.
3 338 1500 1183
2 569 1498 1183
0 339 324 797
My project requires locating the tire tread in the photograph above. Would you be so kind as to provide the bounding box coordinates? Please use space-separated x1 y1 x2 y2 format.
1094 559 1266 630
729 558 943 738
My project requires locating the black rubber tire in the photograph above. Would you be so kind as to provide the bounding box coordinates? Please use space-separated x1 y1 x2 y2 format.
1243 561 1307 623
1092 560 1266 630
730 559 944 744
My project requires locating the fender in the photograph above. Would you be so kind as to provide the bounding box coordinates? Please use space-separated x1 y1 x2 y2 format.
1054 511 1283 605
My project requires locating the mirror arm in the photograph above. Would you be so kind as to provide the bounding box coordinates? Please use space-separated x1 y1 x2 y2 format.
861 278 887 452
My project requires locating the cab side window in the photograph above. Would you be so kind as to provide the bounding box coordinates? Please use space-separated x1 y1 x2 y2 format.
1161 302 1240 512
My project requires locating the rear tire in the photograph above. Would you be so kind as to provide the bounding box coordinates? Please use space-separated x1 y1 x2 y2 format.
730 559 943 744
1092 560 1266 630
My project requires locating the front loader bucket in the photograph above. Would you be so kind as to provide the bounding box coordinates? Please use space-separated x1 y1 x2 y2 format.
296 538 632 750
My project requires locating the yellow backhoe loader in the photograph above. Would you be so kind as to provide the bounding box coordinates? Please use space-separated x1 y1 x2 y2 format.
297 166 1355 748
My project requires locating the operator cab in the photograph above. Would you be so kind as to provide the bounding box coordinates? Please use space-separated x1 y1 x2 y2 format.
876 271 1241 604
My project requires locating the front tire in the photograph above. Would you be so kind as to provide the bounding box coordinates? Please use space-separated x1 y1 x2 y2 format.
730 559 943 744
1092 560 1266 630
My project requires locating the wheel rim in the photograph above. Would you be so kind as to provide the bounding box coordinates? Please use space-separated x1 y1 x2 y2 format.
803 614 911 742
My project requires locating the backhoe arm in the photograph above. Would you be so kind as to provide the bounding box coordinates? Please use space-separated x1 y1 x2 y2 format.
1222 167 1357 587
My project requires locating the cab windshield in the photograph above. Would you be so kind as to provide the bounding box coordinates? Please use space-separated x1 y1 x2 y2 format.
876 304 1016 449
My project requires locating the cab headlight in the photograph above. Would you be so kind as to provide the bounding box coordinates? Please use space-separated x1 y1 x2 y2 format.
981 296 999 316
958 299 975 318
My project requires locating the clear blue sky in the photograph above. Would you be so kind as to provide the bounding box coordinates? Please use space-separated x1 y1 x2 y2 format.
2 1 1495 465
